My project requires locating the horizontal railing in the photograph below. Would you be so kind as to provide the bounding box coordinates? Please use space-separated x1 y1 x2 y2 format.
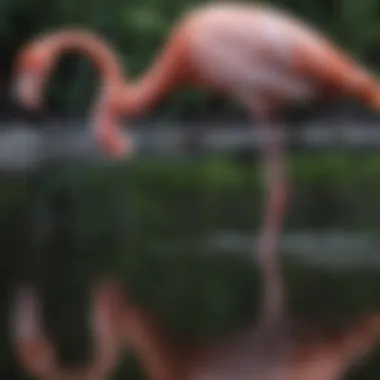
1 121 380 170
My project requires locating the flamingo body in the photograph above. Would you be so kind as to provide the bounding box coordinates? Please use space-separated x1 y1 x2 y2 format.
183 4 317 105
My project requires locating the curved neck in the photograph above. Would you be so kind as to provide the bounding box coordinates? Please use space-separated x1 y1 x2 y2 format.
117 31 191 117
46 30 124 87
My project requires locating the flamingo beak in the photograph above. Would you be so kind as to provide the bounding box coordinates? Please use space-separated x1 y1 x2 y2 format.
96 128 133 159
92 104 133 159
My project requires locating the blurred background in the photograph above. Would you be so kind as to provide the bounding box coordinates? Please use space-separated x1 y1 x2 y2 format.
2 0 380 379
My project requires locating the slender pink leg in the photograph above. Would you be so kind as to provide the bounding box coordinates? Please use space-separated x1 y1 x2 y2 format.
253 105 289 322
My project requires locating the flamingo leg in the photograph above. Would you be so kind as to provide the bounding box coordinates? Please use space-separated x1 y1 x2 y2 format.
253 105 289 322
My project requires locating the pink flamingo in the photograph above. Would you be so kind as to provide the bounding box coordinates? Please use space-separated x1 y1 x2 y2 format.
13 2 380 322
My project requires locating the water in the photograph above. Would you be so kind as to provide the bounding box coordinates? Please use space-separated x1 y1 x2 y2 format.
155 230 380 269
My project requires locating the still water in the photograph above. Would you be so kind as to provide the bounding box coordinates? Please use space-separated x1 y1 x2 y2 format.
155 230 380 268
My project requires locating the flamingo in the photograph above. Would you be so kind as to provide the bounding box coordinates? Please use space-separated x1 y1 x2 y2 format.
13 2 380 322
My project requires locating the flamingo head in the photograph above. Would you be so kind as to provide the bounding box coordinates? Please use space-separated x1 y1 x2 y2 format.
13 40 57 110
92 88 133 159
